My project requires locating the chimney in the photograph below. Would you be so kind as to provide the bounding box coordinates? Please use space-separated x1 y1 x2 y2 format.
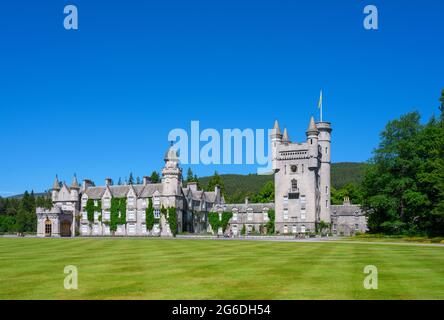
188 181 198 191
245 197 249 205
143 176 151 185
105 178 113 186
214 184 221 200
82 179 93 192
343 196 350 205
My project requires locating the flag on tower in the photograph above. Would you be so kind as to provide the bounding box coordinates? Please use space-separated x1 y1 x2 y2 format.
318 90 323 109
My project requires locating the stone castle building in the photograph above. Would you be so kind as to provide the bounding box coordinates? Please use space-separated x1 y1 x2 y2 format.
36 117 367 237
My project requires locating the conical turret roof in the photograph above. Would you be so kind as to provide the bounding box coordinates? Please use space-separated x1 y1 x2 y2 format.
306 116 318 133
53 175 60 190
282 128 290 142
273 120 281 135
71 174 80 189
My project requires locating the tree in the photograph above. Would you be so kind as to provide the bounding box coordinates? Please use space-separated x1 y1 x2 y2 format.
150 171 160 183
439 89 444 113
252 181 274 203
186 168 194 182
117 177 122 185
136 176 141 184
331 183 363 205
361 108 444 236
206 171 225 195
128 172 134 185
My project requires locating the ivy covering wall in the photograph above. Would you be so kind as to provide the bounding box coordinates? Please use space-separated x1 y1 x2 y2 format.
110 198 126 232
85 199 101 223
145 198 154 231
168 207 177 237
265 210 275 234
208 211 233 234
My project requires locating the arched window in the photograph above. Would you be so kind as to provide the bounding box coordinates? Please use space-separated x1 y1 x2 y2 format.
45 219 52 237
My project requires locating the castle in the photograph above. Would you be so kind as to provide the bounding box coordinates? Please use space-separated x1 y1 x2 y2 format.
36 117 367 237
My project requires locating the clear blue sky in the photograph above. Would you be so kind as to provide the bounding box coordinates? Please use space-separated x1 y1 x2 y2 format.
0 0 443 196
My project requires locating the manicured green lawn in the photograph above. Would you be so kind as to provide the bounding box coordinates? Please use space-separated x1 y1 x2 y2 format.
0 238 443 300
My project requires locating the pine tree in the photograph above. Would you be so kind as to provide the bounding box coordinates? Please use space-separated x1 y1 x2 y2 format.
150 171 160 183
128 172 134 185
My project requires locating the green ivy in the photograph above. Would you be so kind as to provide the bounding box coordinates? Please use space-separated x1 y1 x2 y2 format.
265 210 275 234
110 198 126 232
208 211 233 234
85 199 101 223
145 198 154 231
168 207 177 236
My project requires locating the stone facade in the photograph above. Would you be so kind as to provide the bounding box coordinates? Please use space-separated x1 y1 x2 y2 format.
36 117 367 237
36 146 223 237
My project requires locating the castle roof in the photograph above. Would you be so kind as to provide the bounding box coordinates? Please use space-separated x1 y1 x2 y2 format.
84 183 164 199
306 116 318 133
273 120 281 135
52 176 60 190
217 203 275 212
282 128 290 142
71 175 80 189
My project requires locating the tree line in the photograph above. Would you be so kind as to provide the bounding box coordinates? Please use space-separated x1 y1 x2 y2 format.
0 191 52 234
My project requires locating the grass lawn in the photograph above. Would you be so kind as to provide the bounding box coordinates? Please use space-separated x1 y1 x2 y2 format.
0 238 443 300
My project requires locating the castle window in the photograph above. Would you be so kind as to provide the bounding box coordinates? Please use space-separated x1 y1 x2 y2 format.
232 212 238 221
291 165 297 173
326 200 328 208
154 209 160 219
300 195 306 203
283 208 288 220
302 164 304 173
326 186 328 194
247 210 253 221
283 196 288 204
292 225 297 234
301 225 306 233
355 224 359 231
128 197 135 207
325 147 328 154
291 179 298 190
103 198 110 208
263 211 269 221
310 139 312 145
283 225 288 234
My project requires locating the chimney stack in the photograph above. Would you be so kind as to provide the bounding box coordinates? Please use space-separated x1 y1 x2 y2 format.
105 178 113 186
188 181 198 191
82 179 94 192
245 197 249 205
143 176 151 185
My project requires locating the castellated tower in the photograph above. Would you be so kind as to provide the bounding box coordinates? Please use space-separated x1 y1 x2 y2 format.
316 121 332 223
162 145 182 197
271 117 332 234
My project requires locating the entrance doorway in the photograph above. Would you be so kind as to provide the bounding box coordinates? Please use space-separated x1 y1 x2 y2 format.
61 220 72 237
45 219 52 237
